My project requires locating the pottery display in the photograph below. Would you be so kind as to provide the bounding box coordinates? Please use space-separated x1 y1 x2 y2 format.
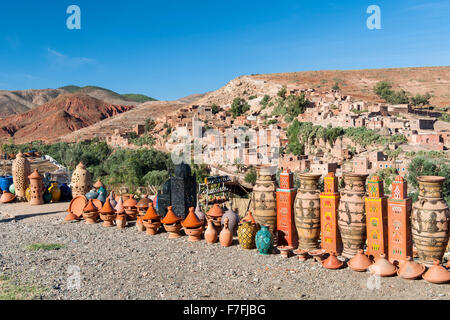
48 182 61 203
99 199 117 227
161 206 182 239
28 170 44 205
115 197 127 229
252 165 277 233
411 176 449 266
368 253 397 277
66 195 87 221
322 252 344 269
205 219 218 244
219 217 233 247
142 203 161 235
255 224 274 255
237 220 257 249
71 162 92 197
123 197 138 221
422 260 450 284
221 206 239 235
337 173 369 259
12 152 30 201
82 199 99 224
295 173 322 251
182 207 204 241
347 249 373 272
0 192 16 203
206 203 224 230
397 257 425 280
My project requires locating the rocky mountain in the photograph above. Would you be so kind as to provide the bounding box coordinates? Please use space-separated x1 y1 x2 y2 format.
0 93 134 144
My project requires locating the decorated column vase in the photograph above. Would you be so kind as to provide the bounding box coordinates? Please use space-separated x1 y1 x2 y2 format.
337 173 369 259
411 176 449 266
252 165 277 233
295 173 322 250
12 151 31 201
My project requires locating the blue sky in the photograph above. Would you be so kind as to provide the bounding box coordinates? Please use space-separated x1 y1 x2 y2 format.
0 0 449 100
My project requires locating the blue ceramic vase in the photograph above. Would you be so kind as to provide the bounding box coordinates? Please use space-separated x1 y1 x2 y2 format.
0 176 13 193
255 225 273 255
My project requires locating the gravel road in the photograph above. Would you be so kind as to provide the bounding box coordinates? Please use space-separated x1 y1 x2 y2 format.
0 202 448 300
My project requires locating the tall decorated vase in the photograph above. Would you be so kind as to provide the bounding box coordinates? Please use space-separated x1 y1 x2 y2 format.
255 225 274 255
252 165 277 233
295 173 322 250
237 221 257 249
71 162 92 197
337 173 369 259
12 151 31 201
412 176 449 266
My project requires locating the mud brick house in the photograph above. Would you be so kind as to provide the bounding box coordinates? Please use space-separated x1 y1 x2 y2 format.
388 104 411 115
279 155 310 173
410 132 444 150
310 161 338 176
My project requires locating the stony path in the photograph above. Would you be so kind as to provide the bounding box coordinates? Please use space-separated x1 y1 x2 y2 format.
0 203 448 300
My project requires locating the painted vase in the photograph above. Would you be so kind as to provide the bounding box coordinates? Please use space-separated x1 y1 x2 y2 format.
255 224 274 255
12 151 30 200
252 165 277 233
337 173 369 259
412 176 450 266
295 173 322 250
48 183 61 202
71 162 92 197
237 221 257 249
0 176 13 194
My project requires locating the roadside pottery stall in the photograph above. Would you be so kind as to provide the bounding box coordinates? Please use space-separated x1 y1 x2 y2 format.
12 151 30 201
252 165 277 233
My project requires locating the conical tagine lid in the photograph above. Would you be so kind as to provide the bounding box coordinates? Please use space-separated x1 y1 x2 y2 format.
143 203 160 220
136 197 151 209
348 249 373 272
123 197 137 207
83 199 98 213
207 203 224 217
182 207 203 228
368 253 397 277
322 252 343 269
99 199 116 215
93 179 104 189
161 206 182 224
241 211 256 224
422 260 450 284
397 257 425 280
115 197 125 214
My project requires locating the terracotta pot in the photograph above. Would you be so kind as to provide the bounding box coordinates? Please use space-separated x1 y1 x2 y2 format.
136 216 146 232
347 249 373 272
422 260 450 284
116 214 127 229
0 192 16 204
184 226 204 242
322 252 344 270
28 170 45 205
219 217 233 247
12 151 30 200
294 249 309 262
237 220 257 249
411 176 449 266
308 248 326 263
207 203 224 230
64 212 78 222
222 207 239 235
136 198 151 216
277 246 294 258
100 213 116 227
241 211 257 225
71 162 92 197
397 257 425 280
143 220 161 235
368 253 397 277
252 165 277 233
124 197 138 221
337 173 369 259
93 179 104 190
295 173 322 250
108 192 117 208
82 199 99 224
194 204 206 224
205 219 218 244
163 223 182 239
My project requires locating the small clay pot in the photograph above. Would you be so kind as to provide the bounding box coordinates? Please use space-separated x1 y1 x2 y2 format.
309 249 326 263
83 211 99 224
163 223 182 239
184 226 204 242
368 253 397 277
136 216 146 232
278 246 294 258
422 260 450 284
322 252 344 270
205 219 218 244
397 257 426 280
348 249 373 272
294 249 309 262
116 215 127 229
219 217 233 247
100 213 116 227
143 220 161 235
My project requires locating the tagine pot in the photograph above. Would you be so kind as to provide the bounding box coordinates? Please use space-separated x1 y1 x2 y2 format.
0 192 16 204
82 199 99 225
142 203 161 235
136 216 146 232
182 207 204 242
205 219 218 244
194 204 206 225
255 224 274 255
99 199 117 227
114 196 127 228
347 249 373 272
322 252 344 270
397 257 426 280
411 176 450 266
252 165 277 233
368 253 397 277
207 203 224 231
295 173 322 250
85 189 99 200
237 220 257 249
161 206 182 239
66 195 87 221
108 191 117 208
422 260 450 284
219 217 233 247
123 197 138 221
337 173 369 259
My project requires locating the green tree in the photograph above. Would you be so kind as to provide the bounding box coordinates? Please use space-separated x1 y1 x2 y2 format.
277 86 287 99
332 82 340 90
211 104 220 114
245 167 257 185
143 170 169 187
230 98 250 117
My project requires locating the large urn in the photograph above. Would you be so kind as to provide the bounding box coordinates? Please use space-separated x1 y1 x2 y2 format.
12 151 31 201
252 165 277 233
71 162 92 197
337 173 369 259
294 173 322 250
412 176 449 266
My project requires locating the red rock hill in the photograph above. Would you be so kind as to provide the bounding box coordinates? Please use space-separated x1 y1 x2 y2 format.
0 93 134 143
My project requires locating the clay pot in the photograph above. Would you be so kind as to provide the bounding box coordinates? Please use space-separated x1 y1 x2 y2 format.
368 253 397 277
219 217 233 247
294 249 309 262
82 199 99 224
295 173 322 250
222 207 239 235
185 226 204 242
347 249 373 272
123 197 138 221
116 215 127 229
108 192 117 208
142 203 161 235
161 206 182 239
256 224 274 255
337 173 369 259
99 199 116 227
194 204 206 223
241 211 257 225
322 252 344 269
97 192 106 204
28 170 45 205
12 151 30 201
205 219 218 244
136 216 146 232
71 162 92 197
277 246 294 258
48 182 61 203
397 257 425 280
136 198 151 216
308 248 326 263
85 190 99 200
237 220 257 249
422 260 450 284
252 165 277 233
0 192 16 204
411 176 449 266
66 195 87 221
207 203 224 230
182 207 204 241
